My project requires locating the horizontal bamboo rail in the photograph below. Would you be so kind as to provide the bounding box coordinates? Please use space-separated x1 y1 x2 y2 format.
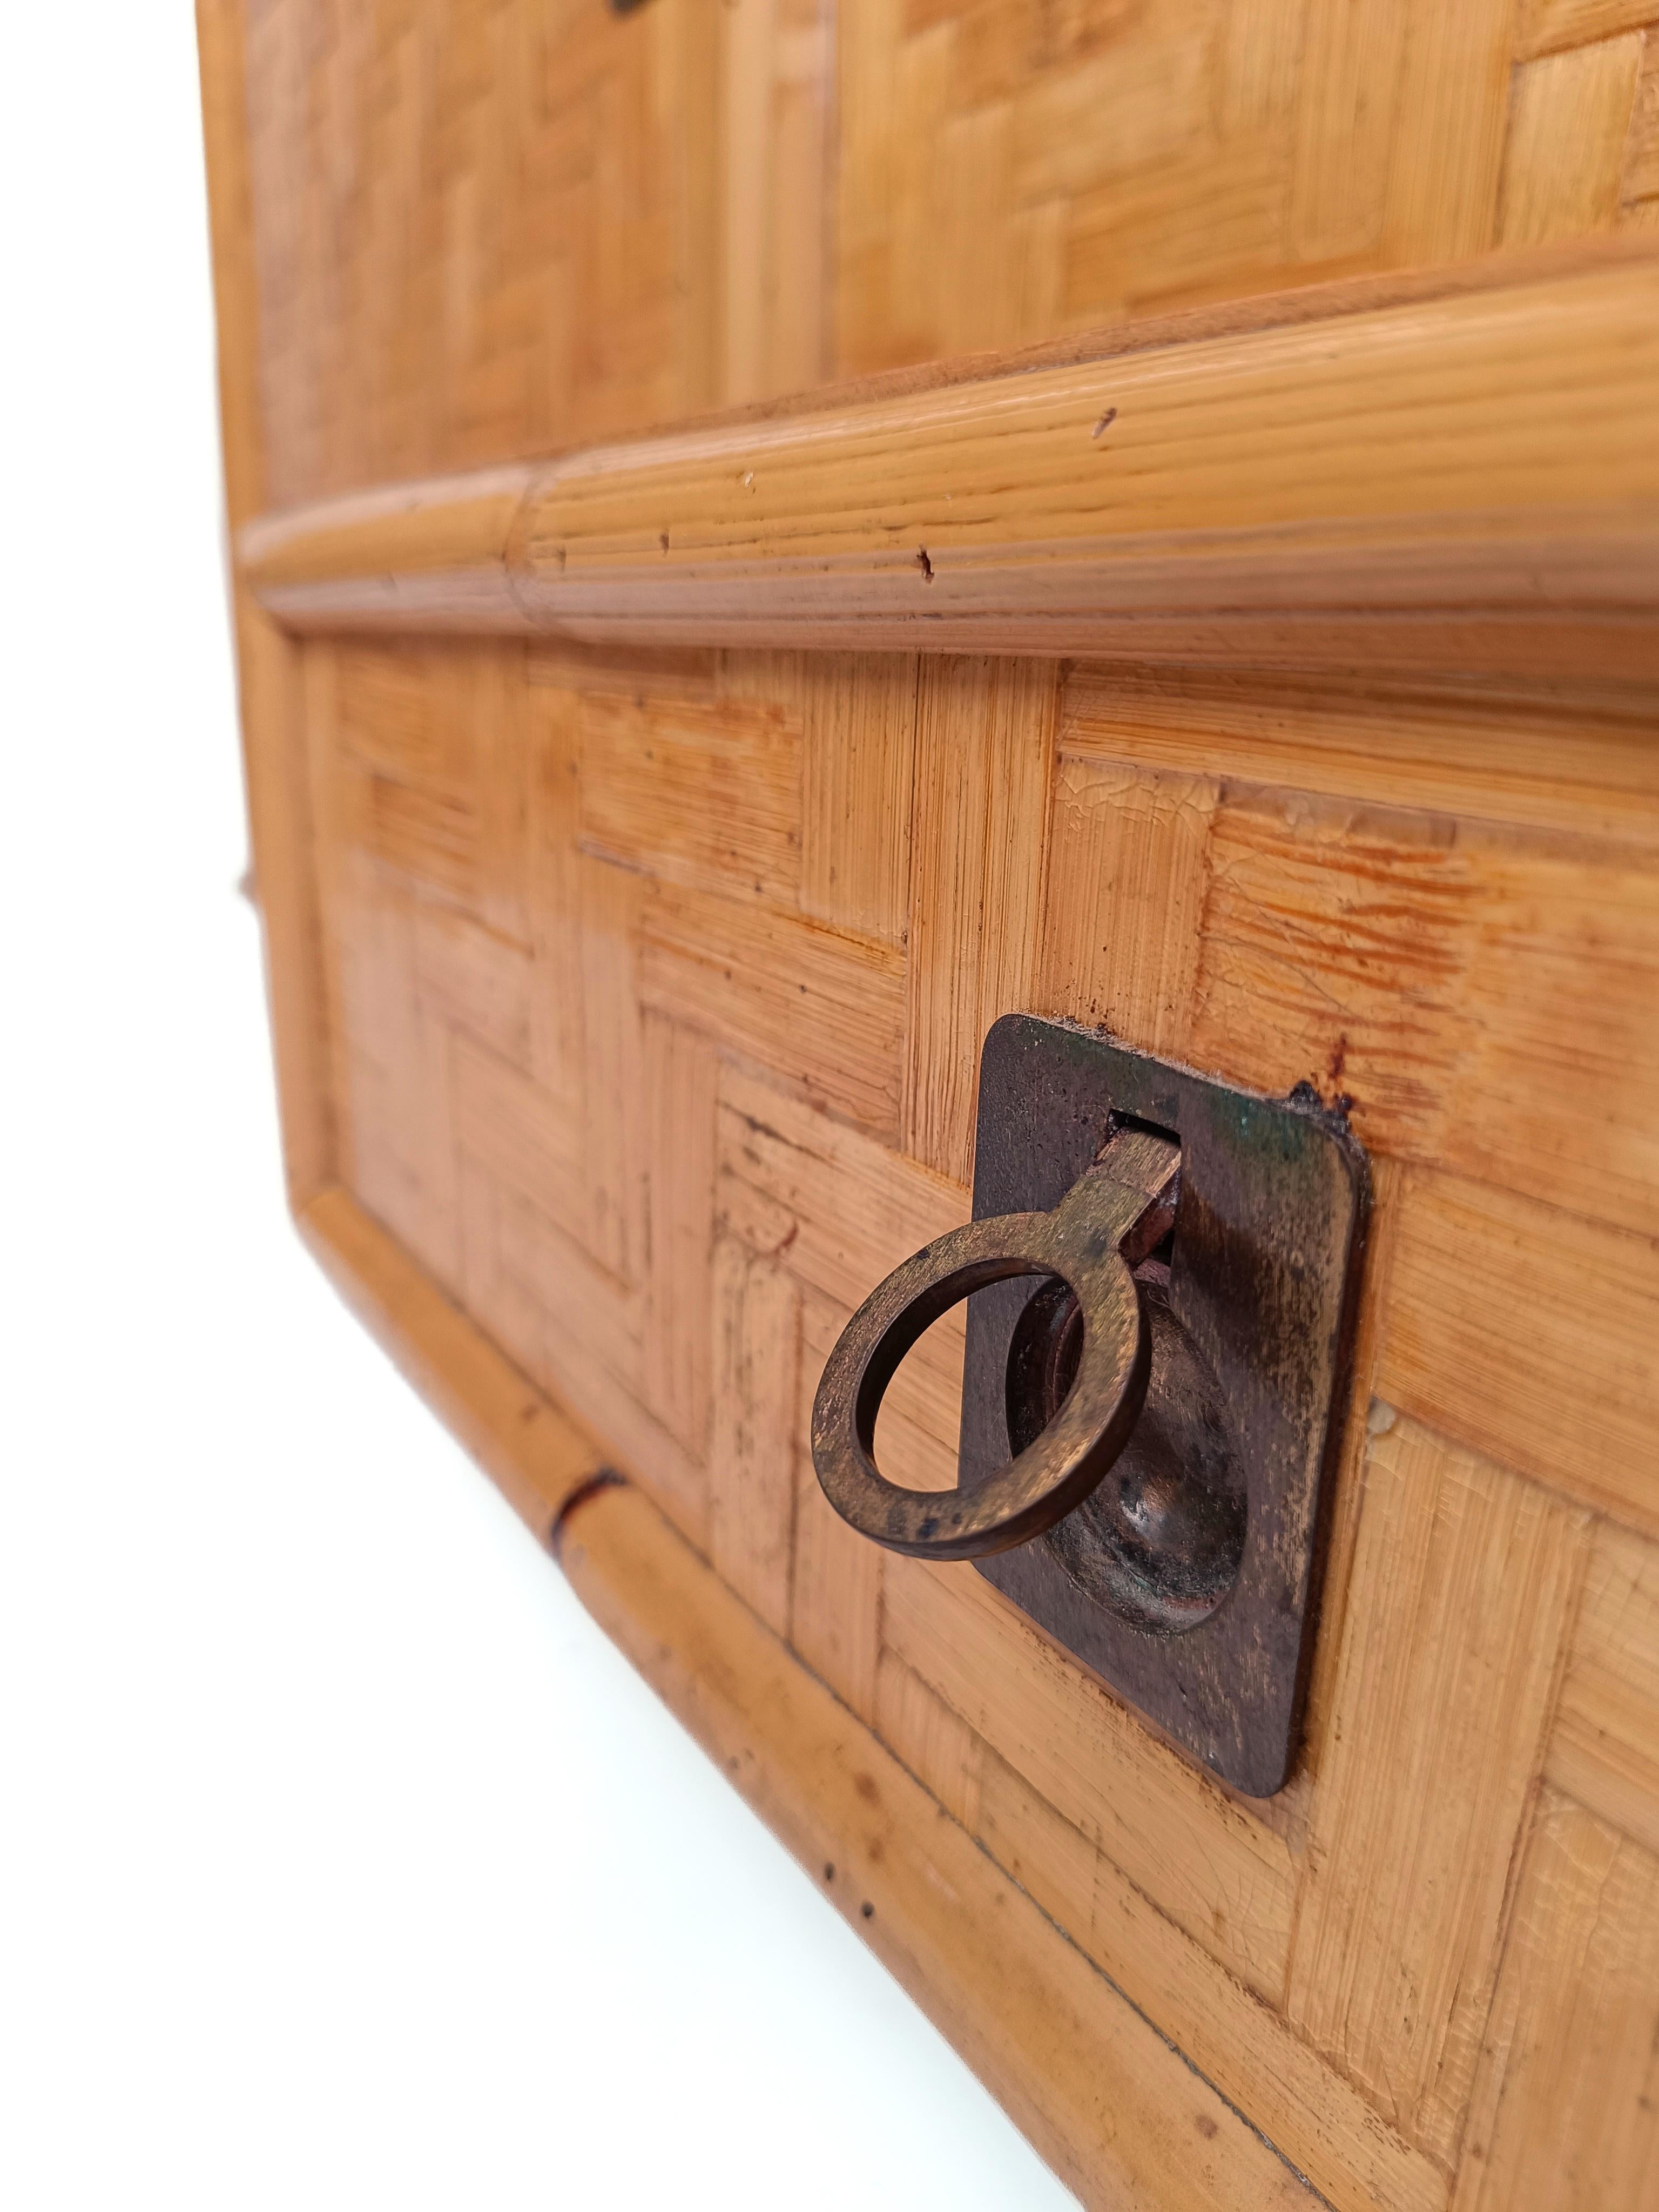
241 241 1659 679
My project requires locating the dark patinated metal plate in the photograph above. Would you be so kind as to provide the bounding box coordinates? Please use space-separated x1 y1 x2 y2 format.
961 1015 1368 1798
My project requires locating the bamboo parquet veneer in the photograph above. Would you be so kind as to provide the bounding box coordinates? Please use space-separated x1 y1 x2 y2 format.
202 3 1659 2202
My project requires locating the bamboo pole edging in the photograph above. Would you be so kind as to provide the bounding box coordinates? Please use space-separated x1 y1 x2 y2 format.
240 242 1659 678
296 1182 1330 2212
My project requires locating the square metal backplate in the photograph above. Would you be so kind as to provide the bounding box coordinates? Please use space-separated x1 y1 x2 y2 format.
960 1016 1368 1798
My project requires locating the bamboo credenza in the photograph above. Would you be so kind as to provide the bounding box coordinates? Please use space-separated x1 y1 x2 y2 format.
199 3 1659 2203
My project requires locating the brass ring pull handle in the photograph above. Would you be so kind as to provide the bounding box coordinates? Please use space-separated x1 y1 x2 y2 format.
810 1130 1180 1562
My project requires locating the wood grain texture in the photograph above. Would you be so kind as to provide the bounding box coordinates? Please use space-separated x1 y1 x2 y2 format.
708 1237 799 1637
1378 1170 1659 1539
640 1012 720 1458
527 638 720 702
578 690 802 904
1186 793 1659 1242
237 0 1659 515
198 0 334 1206
288 612 1659 2205
241 249 1659 678
1519 0 1659 62
240 468 535 633
408 903 533 1067
1034 754 1217 1055
457 1158 554 1386
838 0 1549 347
451 1030 586 1240
1452 1792 1659 2211
716 1062 968 1309
217 10 1659 2202
721 0 832 404
719 1067 968 1498
576 854 649 1282
971 1749 1447 2212
241 0 714 508
638 882 906 1139
1289 0 1408 264
1627 33 1659 207
557 1477 1319 2212
882 1552 1300 2000
1287 1412 1590 2163
1546 1522 1659 1858
328 641 532 939
1060 659 1659 846
478 1167 644 1411
304 753 460 1282
798 653 918 944
873 1650 985 1833
902 656 1056 1181
523 680 585 1100
287 612 1659 2203
233 610 335 1205
1500 33 1645 248
1379 0 1515 268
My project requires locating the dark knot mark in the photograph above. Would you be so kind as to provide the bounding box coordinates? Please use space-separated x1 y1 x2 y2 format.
548 1466 628 1559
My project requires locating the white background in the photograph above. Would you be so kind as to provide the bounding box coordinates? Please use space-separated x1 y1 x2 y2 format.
0 10 1076 2207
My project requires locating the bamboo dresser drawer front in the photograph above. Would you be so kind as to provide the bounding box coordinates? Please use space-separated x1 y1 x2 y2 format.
203 1 1659 2201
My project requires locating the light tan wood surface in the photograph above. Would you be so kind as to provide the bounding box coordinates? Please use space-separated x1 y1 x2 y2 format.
204 4 1659 2204
241 243 1659 677
199 0 334 1206
237 0 1659 512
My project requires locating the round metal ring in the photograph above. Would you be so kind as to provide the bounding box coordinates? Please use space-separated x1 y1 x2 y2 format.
810 1205 1150 1562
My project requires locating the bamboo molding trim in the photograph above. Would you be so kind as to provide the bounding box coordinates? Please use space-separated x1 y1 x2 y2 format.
198 0 335 1208
296 1183 1324 2211
242 244 1659 677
